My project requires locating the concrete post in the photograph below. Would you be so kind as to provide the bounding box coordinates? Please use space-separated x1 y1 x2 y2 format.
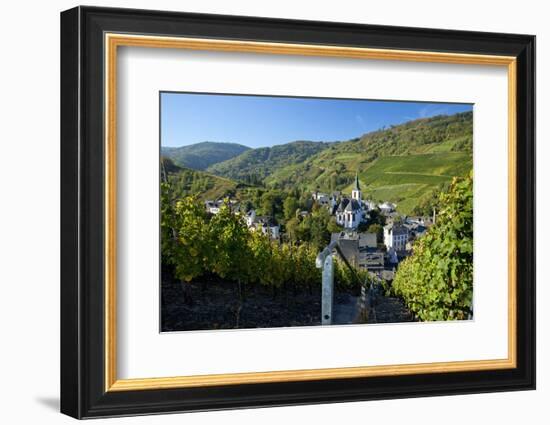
321 254 334 325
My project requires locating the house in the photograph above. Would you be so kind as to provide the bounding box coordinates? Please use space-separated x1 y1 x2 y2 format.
245 209 256 227
331 231 382 271
362 199 377 211
358 249 384 271
358 232 377 249
331 230 374 245
386 247 399 264
205 200 223 214
336 238 360 267
378 201 396 215
243 209 280 240
383 222 409 252
312 191 330 206
257 217 280 240
205 199 242 215
403 216 429 239
244 209 276 238
406 216 429 226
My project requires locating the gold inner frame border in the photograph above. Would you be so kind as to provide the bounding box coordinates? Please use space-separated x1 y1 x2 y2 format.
104 33 517 392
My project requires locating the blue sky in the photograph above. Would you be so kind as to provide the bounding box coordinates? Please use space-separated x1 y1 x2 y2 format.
161 92 473 148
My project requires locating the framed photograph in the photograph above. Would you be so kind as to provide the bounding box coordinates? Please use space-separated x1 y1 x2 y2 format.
60 6 535 419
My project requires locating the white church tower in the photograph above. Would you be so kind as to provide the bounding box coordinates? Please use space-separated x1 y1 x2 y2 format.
351 171 362 201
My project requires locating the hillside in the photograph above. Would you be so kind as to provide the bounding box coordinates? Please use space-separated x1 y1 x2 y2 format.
162 158 240 201
265 112 473 214
206 140 331 184
163 112 473 215
161 141 250 170
354 152 471 214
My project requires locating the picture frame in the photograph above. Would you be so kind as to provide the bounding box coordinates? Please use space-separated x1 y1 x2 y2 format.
60 5 535 419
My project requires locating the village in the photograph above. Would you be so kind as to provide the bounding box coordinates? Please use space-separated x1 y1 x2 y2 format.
159 98 474 331
203 172 435 284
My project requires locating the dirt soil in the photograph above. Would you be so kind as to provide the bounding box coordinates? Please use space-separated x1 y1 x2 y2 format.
162 277 335 331
161 272 414 332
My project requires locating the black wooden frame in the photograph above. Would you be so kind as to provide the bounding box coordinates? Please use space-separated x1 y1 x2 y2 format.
60 5 536 419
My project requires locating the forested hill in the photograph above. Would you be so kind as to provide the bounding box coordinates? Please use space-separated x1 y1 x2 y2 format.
263 112 473 214
161 157 240 201
162 111 473 215
265 112 472 187
161 141 250 170
206 140 331 184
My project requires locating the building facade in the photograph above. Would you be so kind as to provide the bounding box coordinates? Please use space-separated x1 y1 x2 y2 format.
383 223 409 251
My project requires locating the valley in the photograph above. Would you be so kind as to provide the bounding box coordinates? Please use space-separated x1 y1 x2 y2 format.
162 111 473 215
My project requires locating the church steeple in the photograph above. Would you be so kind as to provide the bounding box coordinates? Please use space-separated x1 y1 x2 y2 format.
351 171 362 201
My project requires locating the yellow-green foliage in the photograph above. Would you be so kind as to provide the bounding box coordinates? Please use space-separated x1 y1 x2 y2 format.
392 174 473 321
161 189 322 290
334 260 369 291
161 184 211 282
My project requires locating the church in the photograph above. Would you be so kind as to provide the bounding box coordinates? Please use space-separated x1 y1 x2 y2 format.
335 172 366 229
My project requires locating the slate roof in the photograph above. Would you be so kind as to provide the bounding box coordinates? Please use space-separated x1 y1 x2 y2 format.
358 232 377 248
336 198 350 212
256 216 278 227
337 239 359 265
358 250 384 269
386 223 409 236
344 199 361 212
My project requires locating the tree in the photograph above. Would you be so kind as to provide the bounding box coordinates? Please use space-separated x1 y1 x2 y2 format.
368 208 386 226
283 196 300 220
326 217 341 234
259 190 283 218
367 223 383 244
412 181 451 216
309 208 331 249
392 174 473 321
284 216 300 243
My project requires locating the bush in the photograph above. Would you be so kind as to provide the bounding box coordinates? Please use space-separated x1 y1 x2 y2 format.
392 174 473 321
161 188 322 293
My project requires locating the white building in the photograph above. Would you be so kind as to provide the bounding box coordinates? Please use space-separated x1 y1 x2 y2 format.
244 210 280 240
254 217 280 240
205 199 241 215
335 173 365 229
312 191 330 204
336 199 363 228
379 201 396 215
363 199 377 210
245 209 256 227
383 223 409 251
205 200 223 215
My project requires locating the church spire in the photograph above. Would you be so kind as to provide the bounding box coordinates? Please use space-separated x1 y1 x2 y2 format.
351 171 362 202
